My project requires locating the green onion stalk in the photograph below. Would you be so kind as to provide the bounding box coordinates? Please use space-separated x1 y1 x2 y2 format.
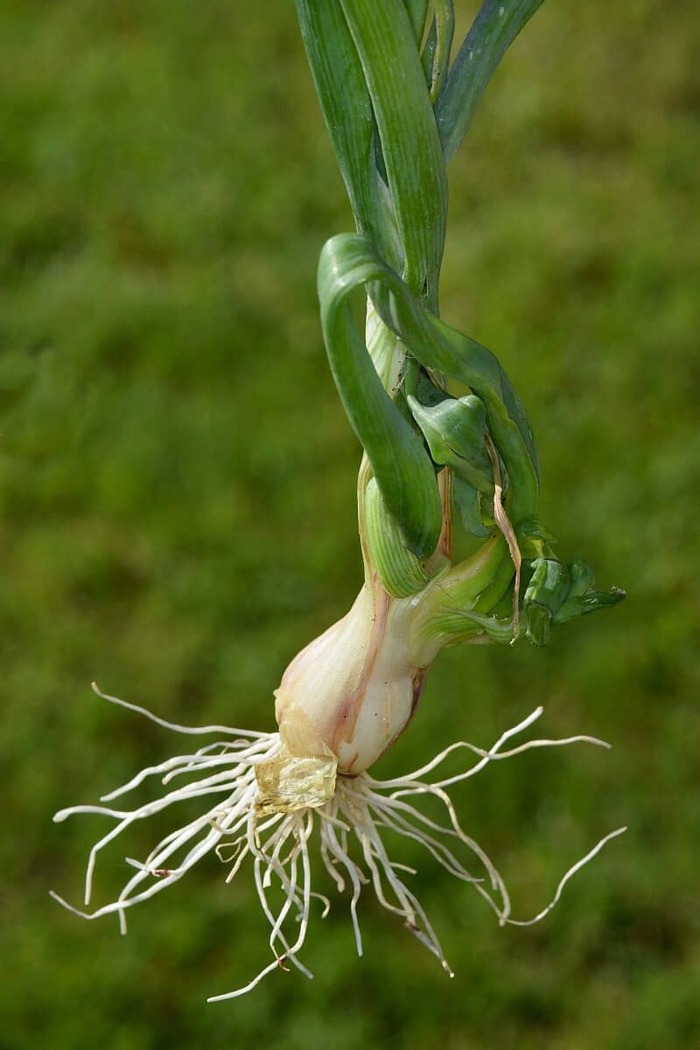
52 0 626 1001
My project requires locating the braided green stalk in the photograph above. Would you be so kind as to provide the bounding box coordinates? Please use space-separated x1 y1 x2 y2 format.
298 0 623 647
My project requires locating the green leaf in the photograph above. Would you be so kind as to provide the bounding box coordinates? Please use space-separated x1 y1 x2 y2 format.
339 0 448 305
364 477 448 597
453 476 495 537
436 0 546 161
516 516 557 559
407 392 494 492
524 557 627 645
329 233 540 522
421 1 456 103
402 0 431 41
554 557 626 625
295 0 396 266
318 235 443 559
523 557 571 646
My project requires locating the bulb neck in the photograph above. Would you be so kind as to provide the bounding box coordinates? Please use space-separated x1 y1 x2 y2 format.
274 578 429 775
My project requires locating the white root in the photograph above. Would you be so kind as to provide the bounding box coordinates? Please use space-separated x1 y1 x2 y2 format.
51 689 624 1000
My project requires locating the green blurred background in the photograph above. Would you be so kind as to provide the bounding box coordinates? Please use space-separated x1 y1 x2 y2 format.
1 1 698 1046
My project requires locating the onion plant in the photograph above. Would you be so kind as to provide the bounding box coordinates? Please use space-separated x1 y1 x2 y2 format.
52 0 625 1001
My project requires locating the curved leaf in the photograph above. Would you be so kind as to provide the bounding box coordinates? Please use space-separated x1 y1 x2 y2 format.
323 233 540 524
318 235 443 559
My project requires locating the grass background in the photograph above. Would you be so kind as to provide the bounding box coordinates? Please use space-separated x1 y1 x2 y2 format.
1 1 698 1046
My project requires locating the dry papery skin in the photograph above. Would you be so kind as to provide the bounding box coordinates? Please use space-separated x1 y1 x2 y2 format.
51 685 624 1001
